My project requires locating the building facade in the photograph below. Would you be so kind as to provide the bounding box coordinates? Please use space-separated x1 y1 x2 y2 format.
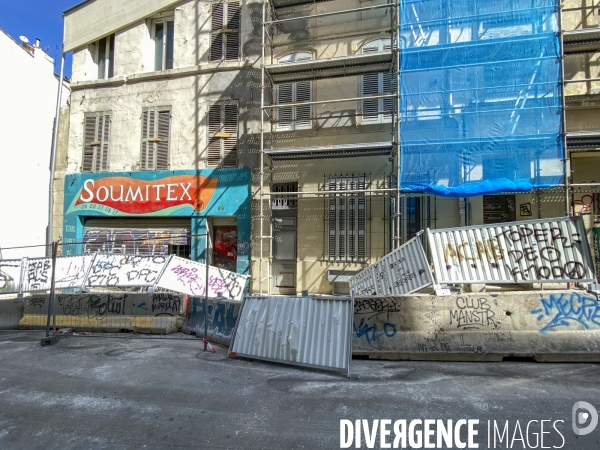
57 0 597 295
0 29 70 259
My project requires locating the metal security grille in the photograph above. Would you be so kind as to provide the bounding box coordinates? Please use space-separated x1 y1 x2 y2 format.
208 101 238 167
271 182 298 209
210 0 240 62
82 112 111 172
327 174 368 262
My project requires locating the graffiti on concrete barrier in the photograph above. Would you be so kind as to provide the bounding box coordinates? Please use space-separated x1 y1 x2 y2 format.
28 297 46 309
354 298 402 320
531 292 600 333
449 297 500 330
151 293 184 315
58 293 128 320
353 318 397 344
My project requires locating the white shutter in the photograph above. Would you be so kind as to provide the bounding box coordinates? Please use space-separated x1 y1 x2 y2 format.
276 53 313 130
361 39 393 124
210 2 224 61
295 80 312 129
225 1 240 61
156 109 171 170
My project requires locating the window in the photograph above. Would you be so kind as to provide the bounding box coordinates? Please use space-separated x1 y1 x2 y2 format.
276 53 312 131
327 175 367 262
361 39 393 124
96 34 115 79
82 112 111 172
140 107 171 170
153 19 174 71
208 101 238 167
210 0 240 62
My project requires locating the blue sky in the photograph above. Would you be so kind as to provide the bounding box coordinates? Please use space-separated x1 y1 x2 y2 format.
0 0 77 77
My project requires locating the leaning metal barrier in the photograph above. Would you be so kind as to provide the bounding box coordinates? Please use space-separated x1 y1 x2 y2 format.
428 216 596 284
230 295 354 377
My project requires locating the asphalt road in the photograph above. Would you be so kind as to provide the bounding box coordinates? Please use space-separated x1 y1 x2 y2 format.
0 331 599 450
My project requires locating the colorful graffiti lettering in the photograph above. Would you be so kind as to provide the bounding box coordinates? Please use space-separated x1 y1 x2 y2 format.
532 292 600 333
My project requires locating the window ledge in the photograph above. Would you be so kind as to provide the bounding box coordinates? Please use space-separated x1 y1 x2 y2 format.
71 60 255 90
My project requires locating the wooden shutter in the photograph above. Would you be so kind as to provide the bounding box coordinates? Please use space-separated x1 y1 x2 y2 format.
140 109 152 170
277 83 293 130
208 102 238 167
222 103 238 167
295 80 312 129
328 179 337 261
83 113 110 172
210 2 224 61
225 1 240 61
82 114 98 172
156 109 170 169
362 72 380 123
99 114 110 171
208 104 223 166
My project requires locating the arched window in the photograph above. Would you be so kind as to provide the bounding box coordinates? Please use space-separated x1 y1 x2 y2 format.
361 39 393 124
276 52 313 130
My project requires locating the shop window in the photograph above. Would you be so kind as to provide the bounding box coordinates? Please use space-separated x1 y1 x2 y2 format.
153 18 174 71
96 34 115 79
140 106 171 170
276 53 312 131
208 101 238 167
210 0 240 62
327 175 367 262
82 111 111 172
361 39 393 124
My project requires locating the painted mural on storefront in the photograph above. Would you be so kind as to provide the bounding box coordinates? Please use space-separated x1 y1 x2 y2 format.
62 169 251 275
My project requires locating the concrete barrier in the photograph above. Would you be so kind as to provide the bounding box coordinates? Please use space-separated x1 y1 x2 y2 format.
353 290 600 361
0 296 24 329
18 292 187 334
181 297 240 346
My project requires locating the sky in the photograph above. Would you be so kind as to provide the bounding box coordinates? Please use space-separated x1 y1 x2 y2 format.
0 0 77 78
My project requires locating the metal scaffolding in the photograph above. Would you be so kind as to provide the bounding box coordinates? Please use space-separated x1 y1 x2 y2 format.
258 0 401 294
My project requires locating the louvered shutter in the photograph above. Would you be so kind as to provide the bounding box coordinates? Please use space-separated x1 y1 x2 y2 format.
328 179 337 260
99 113 110 171
140 109 152 170
362 72 380 123
156 109 170 169
225 1 240 61
337 179 347 259
277 83 293 131
208 104 222 166
82 115 98 172
362 39 393 124
295 80 312 129
210 2 224 61
357 178 366 259
222 103 238 166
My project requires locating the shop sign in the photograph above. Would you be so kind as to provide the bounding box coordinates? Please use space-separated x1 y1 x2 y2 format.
67 175 218 215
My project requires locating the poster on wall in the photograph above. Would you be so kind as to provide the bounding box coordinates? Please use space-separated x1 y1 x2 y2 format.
157 256 249 301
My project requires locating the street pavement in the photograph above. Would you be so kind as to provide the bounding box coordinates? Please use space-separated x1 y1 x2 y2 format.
0 330 599 450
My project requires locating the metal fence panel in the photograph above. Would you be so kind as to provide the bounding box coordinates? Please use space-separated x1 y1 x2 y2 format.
157 256 249 301
86 253 170 287
0 260 23 294
230 296 353 375
349 235 434 297
428 216 596 284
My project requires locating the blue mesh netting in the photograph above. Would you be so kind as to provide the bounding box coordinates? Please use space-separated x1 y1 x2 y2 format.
399 0 564 197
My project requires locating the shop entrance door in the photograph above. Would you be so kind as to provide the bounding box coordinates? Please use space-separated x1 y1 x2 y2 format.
272 211 297 294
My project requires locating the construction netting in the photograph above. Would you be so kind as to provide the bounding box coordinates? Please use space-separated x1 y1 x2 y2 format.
399 0 564 197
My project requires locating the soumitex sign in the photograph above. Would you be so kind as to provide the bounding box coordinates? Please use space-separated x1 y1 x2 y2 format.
66 175 218 215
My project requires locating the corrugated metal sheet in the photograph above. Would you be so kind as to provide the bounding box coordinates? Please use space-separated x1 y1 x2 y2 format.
230 296 353 375
428 216 596 284
349 235 434 297
0 259 23 294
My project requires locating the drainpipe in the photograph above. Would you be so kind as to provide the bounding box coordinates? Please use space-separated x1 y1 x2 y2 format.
46 15 66 254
